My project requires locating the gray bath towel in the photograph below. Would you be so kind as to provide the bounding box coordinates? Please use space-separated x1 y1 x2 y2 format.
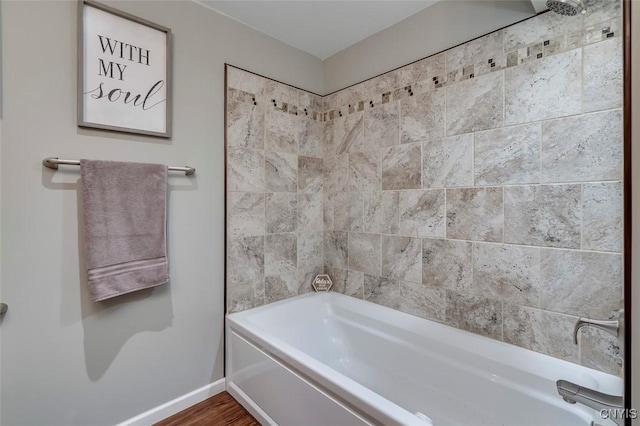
80 160 168 302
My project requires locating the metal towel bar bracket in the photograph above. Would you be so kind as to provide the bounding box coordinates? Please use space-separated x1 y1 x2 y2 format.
43 157 196 176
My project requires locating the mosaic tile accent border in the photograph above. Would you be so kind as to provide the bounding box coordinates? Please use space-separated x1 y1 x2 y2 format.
230 14 620 124
322 18 620 120
228 87 325 122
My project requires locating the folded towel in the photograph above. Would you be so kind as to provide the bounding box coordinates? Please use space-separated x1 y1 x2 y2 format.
80 159 168 302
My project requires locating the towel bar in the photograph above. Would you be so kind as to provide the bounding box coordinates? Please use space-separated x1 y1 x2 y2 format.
43 157 196 176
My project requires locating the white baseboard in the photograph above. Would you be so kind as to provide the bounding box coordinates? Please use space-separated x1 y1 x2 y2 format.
226 380 277 426
117 378 226 426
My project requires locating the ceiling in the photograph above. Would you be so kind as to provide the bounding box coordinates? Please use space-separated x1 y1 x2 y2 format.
200 1 440 60
200 0 547 61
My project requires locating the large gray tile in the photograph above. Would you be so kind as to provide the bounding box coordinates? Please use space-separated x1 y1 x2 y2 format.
399 282 445 322
583 0 622 27
323 155 348 194
265 151 297 192
264 233 297 276
227 100 264 150
323 193 334 230
422 134 473 188
382 235 422 283
299 91 323 111
228 279 265 313
325 267 364 299
227 67 265 94
446 188 503 242
503 305 578 362
336 85 367 108
504 11 582 51
297 266 324 295
399 190 445 238
504 185 581 249
297 232 324 271
366 71 400 100
446 71 504 135
473 243 540 306
324 121 336 158
364 191 399 234
349 233 381 276
580 326 623 376
262 80 298 107
445 291 502 339
265 193 297 234
540 249 623 318
541 110 623 183
228 236 264 284
228 149 264 192
400 90 446 144
583 37 623 112
364 274 400 310
324 231 348 269
582 182 623 252
324 92 337 111
332 192 363 231
446 31 504 71
365 102 399 148
228 192 265 237
505 49 582 125
265 272 298 304
298 156 323 193
349 151 380 192
299 118 325 158
297 193 323 233
474 124 541 186
398 53 445 87
265 108 299 154
334 84 366 109
422 239 472 290
334 112 365 154
382 143 422 190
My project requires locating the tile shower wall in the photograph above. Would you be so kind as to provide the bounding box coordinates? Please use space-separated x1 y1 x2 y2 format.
226 67 325 312
227 0 623 376
324 0 623 376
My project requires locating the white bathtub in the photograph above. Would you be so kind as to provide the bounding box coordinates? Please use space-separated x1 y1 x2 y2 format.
226 292 622 426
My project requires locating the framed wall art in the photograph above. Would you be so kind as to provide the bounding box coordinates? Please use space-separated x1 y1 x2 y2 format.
78 0 172 138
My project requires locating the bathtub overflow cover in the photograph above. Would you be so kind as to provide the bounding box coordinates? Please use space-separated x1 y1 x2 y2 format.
312 274 333 292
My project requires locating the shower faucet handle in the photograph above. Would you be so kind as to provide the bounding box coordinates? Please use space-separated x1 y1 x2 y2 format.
573 316 619 345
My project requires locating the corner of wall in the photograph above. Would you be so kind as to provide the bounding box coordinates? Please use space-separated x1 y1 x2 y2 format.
322 0 535 93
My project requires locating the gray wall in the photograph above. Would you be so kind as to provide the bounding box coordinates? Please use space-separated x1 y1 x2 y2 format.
323 0 535 93
0 117 2 424
0 1 322 425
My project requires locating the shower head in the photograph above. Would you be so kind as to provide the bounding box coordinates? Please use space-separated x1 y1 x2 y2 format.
546 0 586 16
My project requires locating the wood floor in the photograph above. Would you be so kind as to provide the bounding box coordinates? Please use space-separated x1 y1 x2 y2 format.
154 392 260 426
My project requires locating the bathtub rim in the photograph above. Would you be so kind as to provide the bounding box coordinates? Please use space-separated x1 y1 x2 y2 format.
229 292 621 391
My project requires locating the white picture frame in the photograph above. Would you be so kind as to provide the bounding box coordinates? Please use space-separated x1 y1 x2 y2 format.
78 0 172 138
